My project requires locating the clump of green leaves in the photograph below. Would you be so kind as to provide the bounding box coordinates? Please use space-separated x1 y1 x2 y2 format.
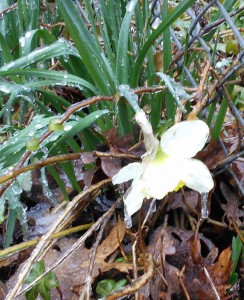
96 278 127 297
229 235 244 285
24 261 59 300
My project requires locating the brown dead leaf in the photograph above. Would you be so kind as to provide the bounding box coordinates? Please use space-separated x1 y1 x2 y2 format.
96 217 126 259
196 140 226 169
167 191 199 214
209 247 233 284
103 128 132 152
100 128 144 178
233 159 244 185
101 157 123 177
147 226 232 300
81 152 95 164
220 181 244 225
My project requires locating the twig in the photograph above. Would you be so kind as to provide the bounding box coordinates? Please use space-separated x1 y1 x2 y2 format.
222 85 244 129
0 223 93 258
215 1 244 50
132 240 139 300
0 153 82 184
176 266 190 300
202 6 244 35
0 95 114 197
106 254 154 300
0 150 141 185
207 218 228 228
92 150 140 161
213 149 244 173
218 138 244 198
203 267 220 300
0 3 17 15
82 220 107 300
230 219 244 244
187 61 211 119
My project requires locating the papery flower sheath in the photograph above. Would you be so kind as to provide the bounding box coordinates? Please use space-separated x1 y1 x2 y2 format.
112 113 214 216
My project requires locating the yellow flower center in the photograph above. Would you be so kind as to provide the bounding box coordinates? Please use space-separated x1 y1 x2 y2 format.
153 149 185 192
174 180 185 191
154 149 168 162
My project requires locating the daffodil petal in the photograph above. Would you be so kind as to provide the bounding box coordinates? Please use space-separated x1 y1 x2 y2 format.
180 158 214 193
112 162 142 184
143 157 182 199
123 177 145 216
160 120 209 158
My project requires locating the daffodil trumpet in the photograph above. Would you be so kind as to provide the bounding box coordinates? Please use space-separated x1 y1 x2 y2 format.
112 110 214 217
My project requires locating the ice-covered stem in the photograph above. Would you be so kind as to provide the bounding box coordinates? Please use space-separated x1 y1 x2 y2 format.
117 84 141 113
117 85 158 156
135 110 159 156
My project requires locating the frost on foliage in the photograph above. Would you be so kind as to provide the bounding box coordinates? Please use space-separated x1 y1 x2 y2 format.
0 182 28 236
157 73 190 113
113 110 214 219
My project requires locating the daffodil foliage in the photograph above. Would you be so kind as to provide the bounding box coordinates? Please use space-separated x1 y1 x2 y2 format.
113 111 214 217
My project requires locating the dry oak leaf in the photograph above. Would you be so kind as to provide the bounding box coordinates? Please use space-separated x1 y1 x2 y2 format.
147 226 232 300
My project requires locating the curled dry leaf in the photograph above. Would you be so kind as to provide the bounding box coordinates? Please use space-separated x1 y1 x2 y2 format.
232 160 244 185
196 140 226 169
101 128 143 178
101 157 123 178
220 181 244 225
167 191 199 214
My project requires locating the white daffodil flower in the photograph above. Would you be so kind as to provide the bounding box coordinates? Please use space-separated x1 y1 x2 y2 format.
112 112 214 216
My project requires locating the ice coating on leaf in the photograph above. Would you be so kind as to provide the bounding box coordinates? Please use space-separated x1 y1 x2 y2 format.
19 36 25 48
126 0 137 12
117 84 140 113
25 31 32 39
157 73 190 112
201 193 209 219
135 111 153 135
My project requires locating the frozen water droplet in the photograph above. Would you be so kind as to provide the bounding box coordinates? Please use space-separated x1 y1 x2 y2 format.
34 123 43 129
0 86 11 93
124 207 132 228
12 184 22 195
63 54 69 62
25 31 32 39
64 124 72 131
150 199 156 213
19 36 25 48
201 193 209 219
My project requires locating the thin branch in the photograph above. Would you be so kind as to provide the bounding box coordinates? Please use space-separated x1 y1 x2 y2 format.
0 223 93 258
0 153 82 184
83 220 107 300
106 254 154 300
